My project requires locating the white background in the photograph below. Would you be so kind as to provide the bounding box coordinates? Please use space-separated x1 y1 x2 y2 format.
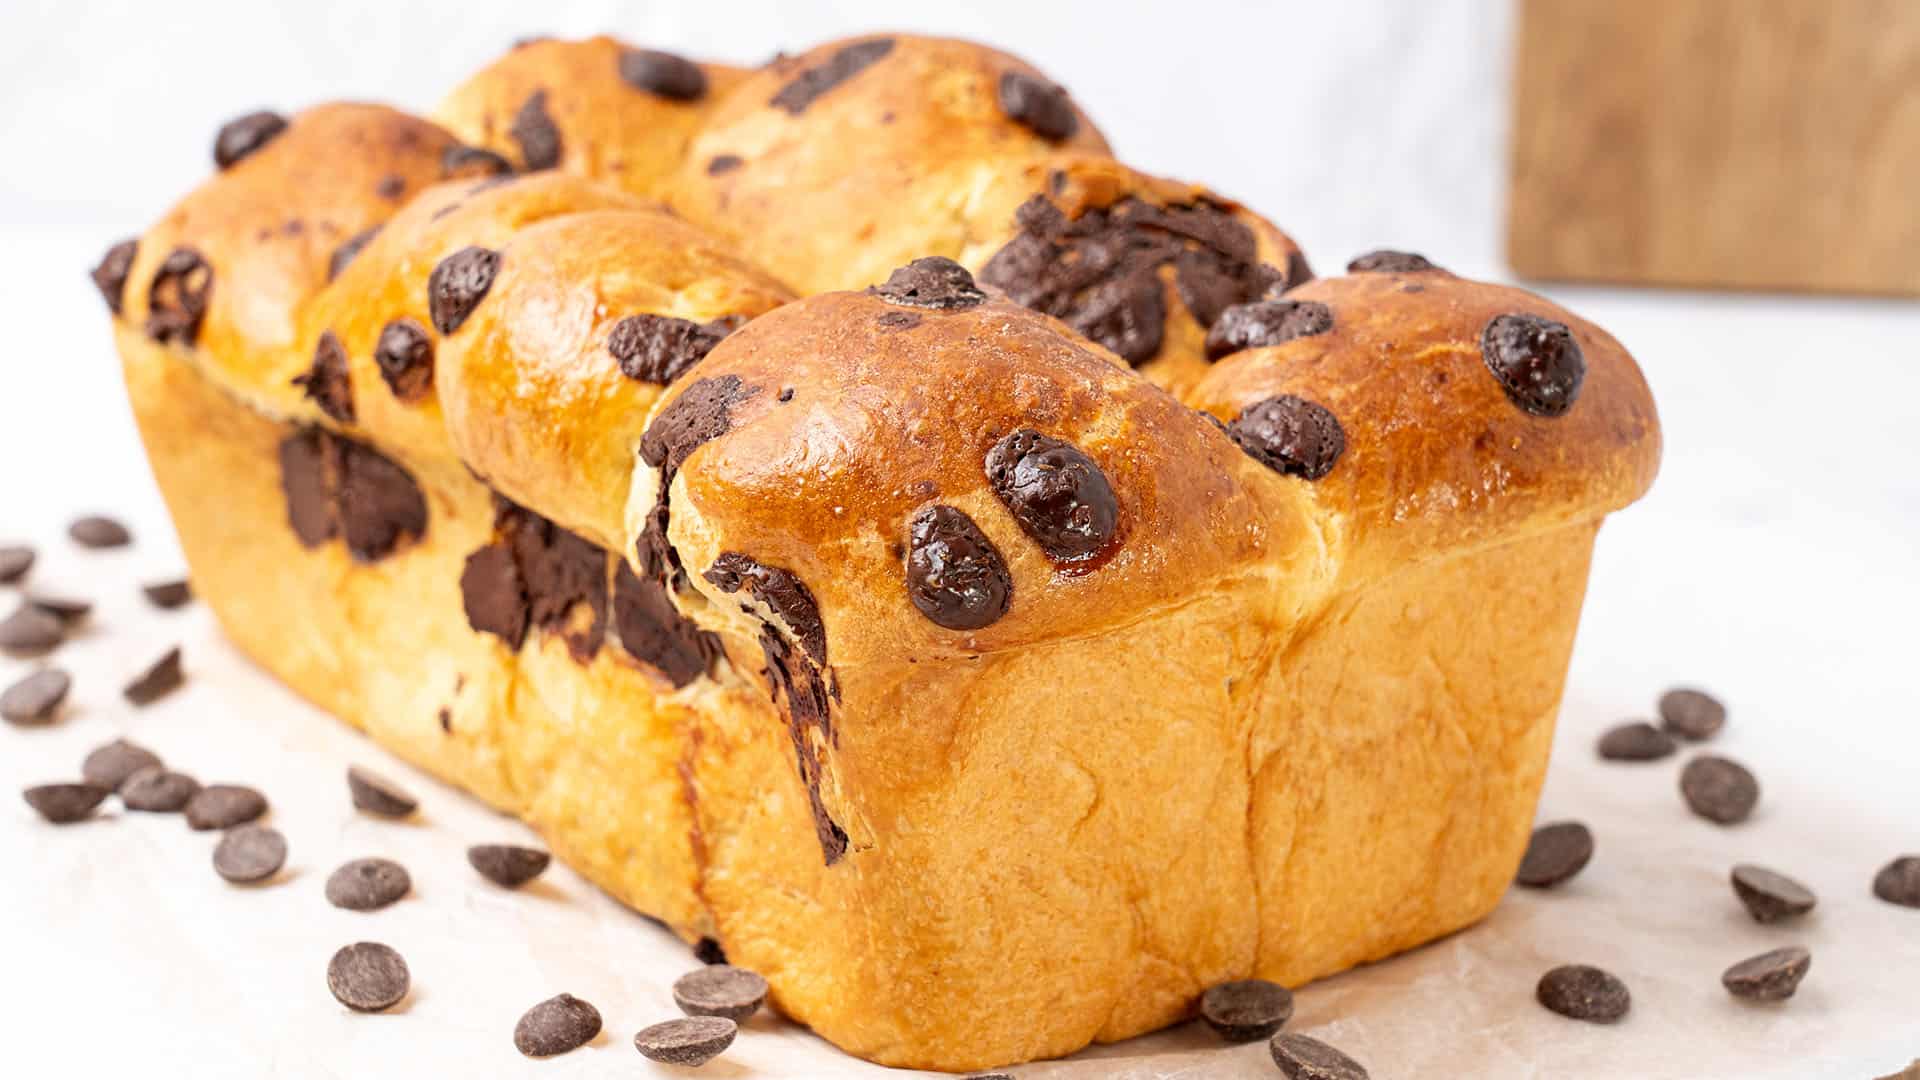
3 1 1919 1077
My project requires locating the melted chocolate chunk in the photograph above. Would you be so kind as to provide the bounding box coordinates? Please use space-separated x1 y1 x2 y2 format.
374 318 434 402
213 110 288 169
496 501 607 661
428 246 499 334
636 376 762 584
91 238 137 315
1481 312 1586 418
328 225 381 283
769 38 895 114
703 554 826 665
461 543 528 649
277 427 427 560
609 314 730 384
754 624 846 864
278 428 339 547
1227 395 1346 481
1204 299 1333 360
620 48 708 100
985 430 1118 563
1348 249 1440 274
905 505 1012 631
868 257 987 310
145 248 212 345
442 143 515 179
509 89 562 171
706 154 743 176
294 331 355 423
612 560 719 686
998 71 1079 141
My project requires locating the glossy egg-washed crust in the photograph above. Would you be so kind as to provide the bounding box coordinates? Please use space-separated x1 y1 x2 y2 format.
101 32 1659 1072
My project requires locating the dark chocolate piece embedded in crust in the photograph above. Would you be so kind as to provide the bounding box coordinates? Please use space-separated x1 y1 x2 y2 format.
985 429 1119 563
428 246 500 335
1204 299 1333 359
620 48 708 100
277 427 427 561
294 331 355 423
213 110 289 169
509 89 562 171
145 247 213 345
92 238 138 314
608 314 732 384
374 318 434 402
905 505 1012 631
997 71 1079 141
1482 312 1587 418
868 257 987 310
769 38 896 114
1226 395 1346 481
612 561 720 687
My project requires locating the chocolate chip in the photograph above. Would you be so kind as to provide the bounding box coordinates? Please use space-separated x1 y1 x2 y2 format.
374 173 405 201
515 993 601 1057
985 429 1118 563
327 942 410 1012
120 767 200 812
81 738 162 791
672 965 768 1022
1722 946 1811 1002
124 646 184 706
460 543 529 649
608 314 729 384
1873 856 1920 907
185 784 268 831
693 937 727 965
508 89 562 171
374 318 434 401
876 311 920 331
1731 864 1817 923
23 783 110 824
1481 312 1586 418
469 843 550 887
328 225 381 282
868 257 987 310
1680 754 1759 825
346 766 417 818
69 515 131 548
1516 821 1594 888
428 246 500 334
1596 721 1676 762
706 154 742 176
1198 978 1294 1042
1659 687 1726 741
0 606 63 656
703 553 828 664
91 238 138 314
634 1016 736 1067
442 143 515 179
1 668 69 725
1204 299 1333 359
294 331 355 423
1536 964 1630 1023
770 38 895 114
214 824 288 884
213 110 288 169
1347 250 1439 274
619 48 707 100
142 579 193 609
326 857 412 911
0 545 31 583
905 505 1012 631
145 247 212 345
1270 1032 1370 1080
1227 395 1346 481
27 593 90 623
612 560 719 687
998 71 1078 141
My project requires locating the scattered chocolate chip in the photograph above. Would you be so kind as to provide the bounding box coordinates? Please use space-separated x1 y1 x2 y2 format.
1873 856 1920 908
69 515 131 549
672 965 768 1022
706 154 742 176
770 38 895 114
998 70 1078 141
1596 721 1676 762
145 247 212 345
905 505 1012 631
1731 864 1817 923
1481 312 1586 418
372 318 434 401
347 766 418 818
442 143 515 179
1347 250 1439 274
1198 978 1294 1042
1516 821 1595 888
327 225 381 283
375 173 406 201
27 593 90 623
985 429 1118 563
120 767 200 812
509 90 561 171
124 646 184 706
185 784 268 831
868 257 987 310
326 857 412 911
0 606 63 656
142 579 193 609
23 782 110 824
1659 687 1726 741
469 843 550 887
213 824 288 884
0 545 31 583
515 993 602 1057
693 937 727 965
619 48 707 100
1722 946 1811 1002
81 738 163 791
876 311 920 331
1536 964 1630 1023
1680 754 1759 825
427 246 499 334
608 314 729 384
634 1016 736 1067
1 668 70 725
1227 395 1346 481
1204 299 1333 359
213 110 289 169
1270 1032 1370 1080
327 942 410 1012
91 238 138 314
294 331 355 423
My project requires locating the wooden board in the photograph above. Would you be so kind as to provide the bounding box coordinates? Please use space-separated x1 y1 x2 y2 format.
1507 0 1920 296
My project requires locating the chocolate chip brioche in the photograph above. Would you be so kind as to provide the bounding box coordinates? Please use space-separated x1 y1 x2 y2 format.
96 31 1659 1072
